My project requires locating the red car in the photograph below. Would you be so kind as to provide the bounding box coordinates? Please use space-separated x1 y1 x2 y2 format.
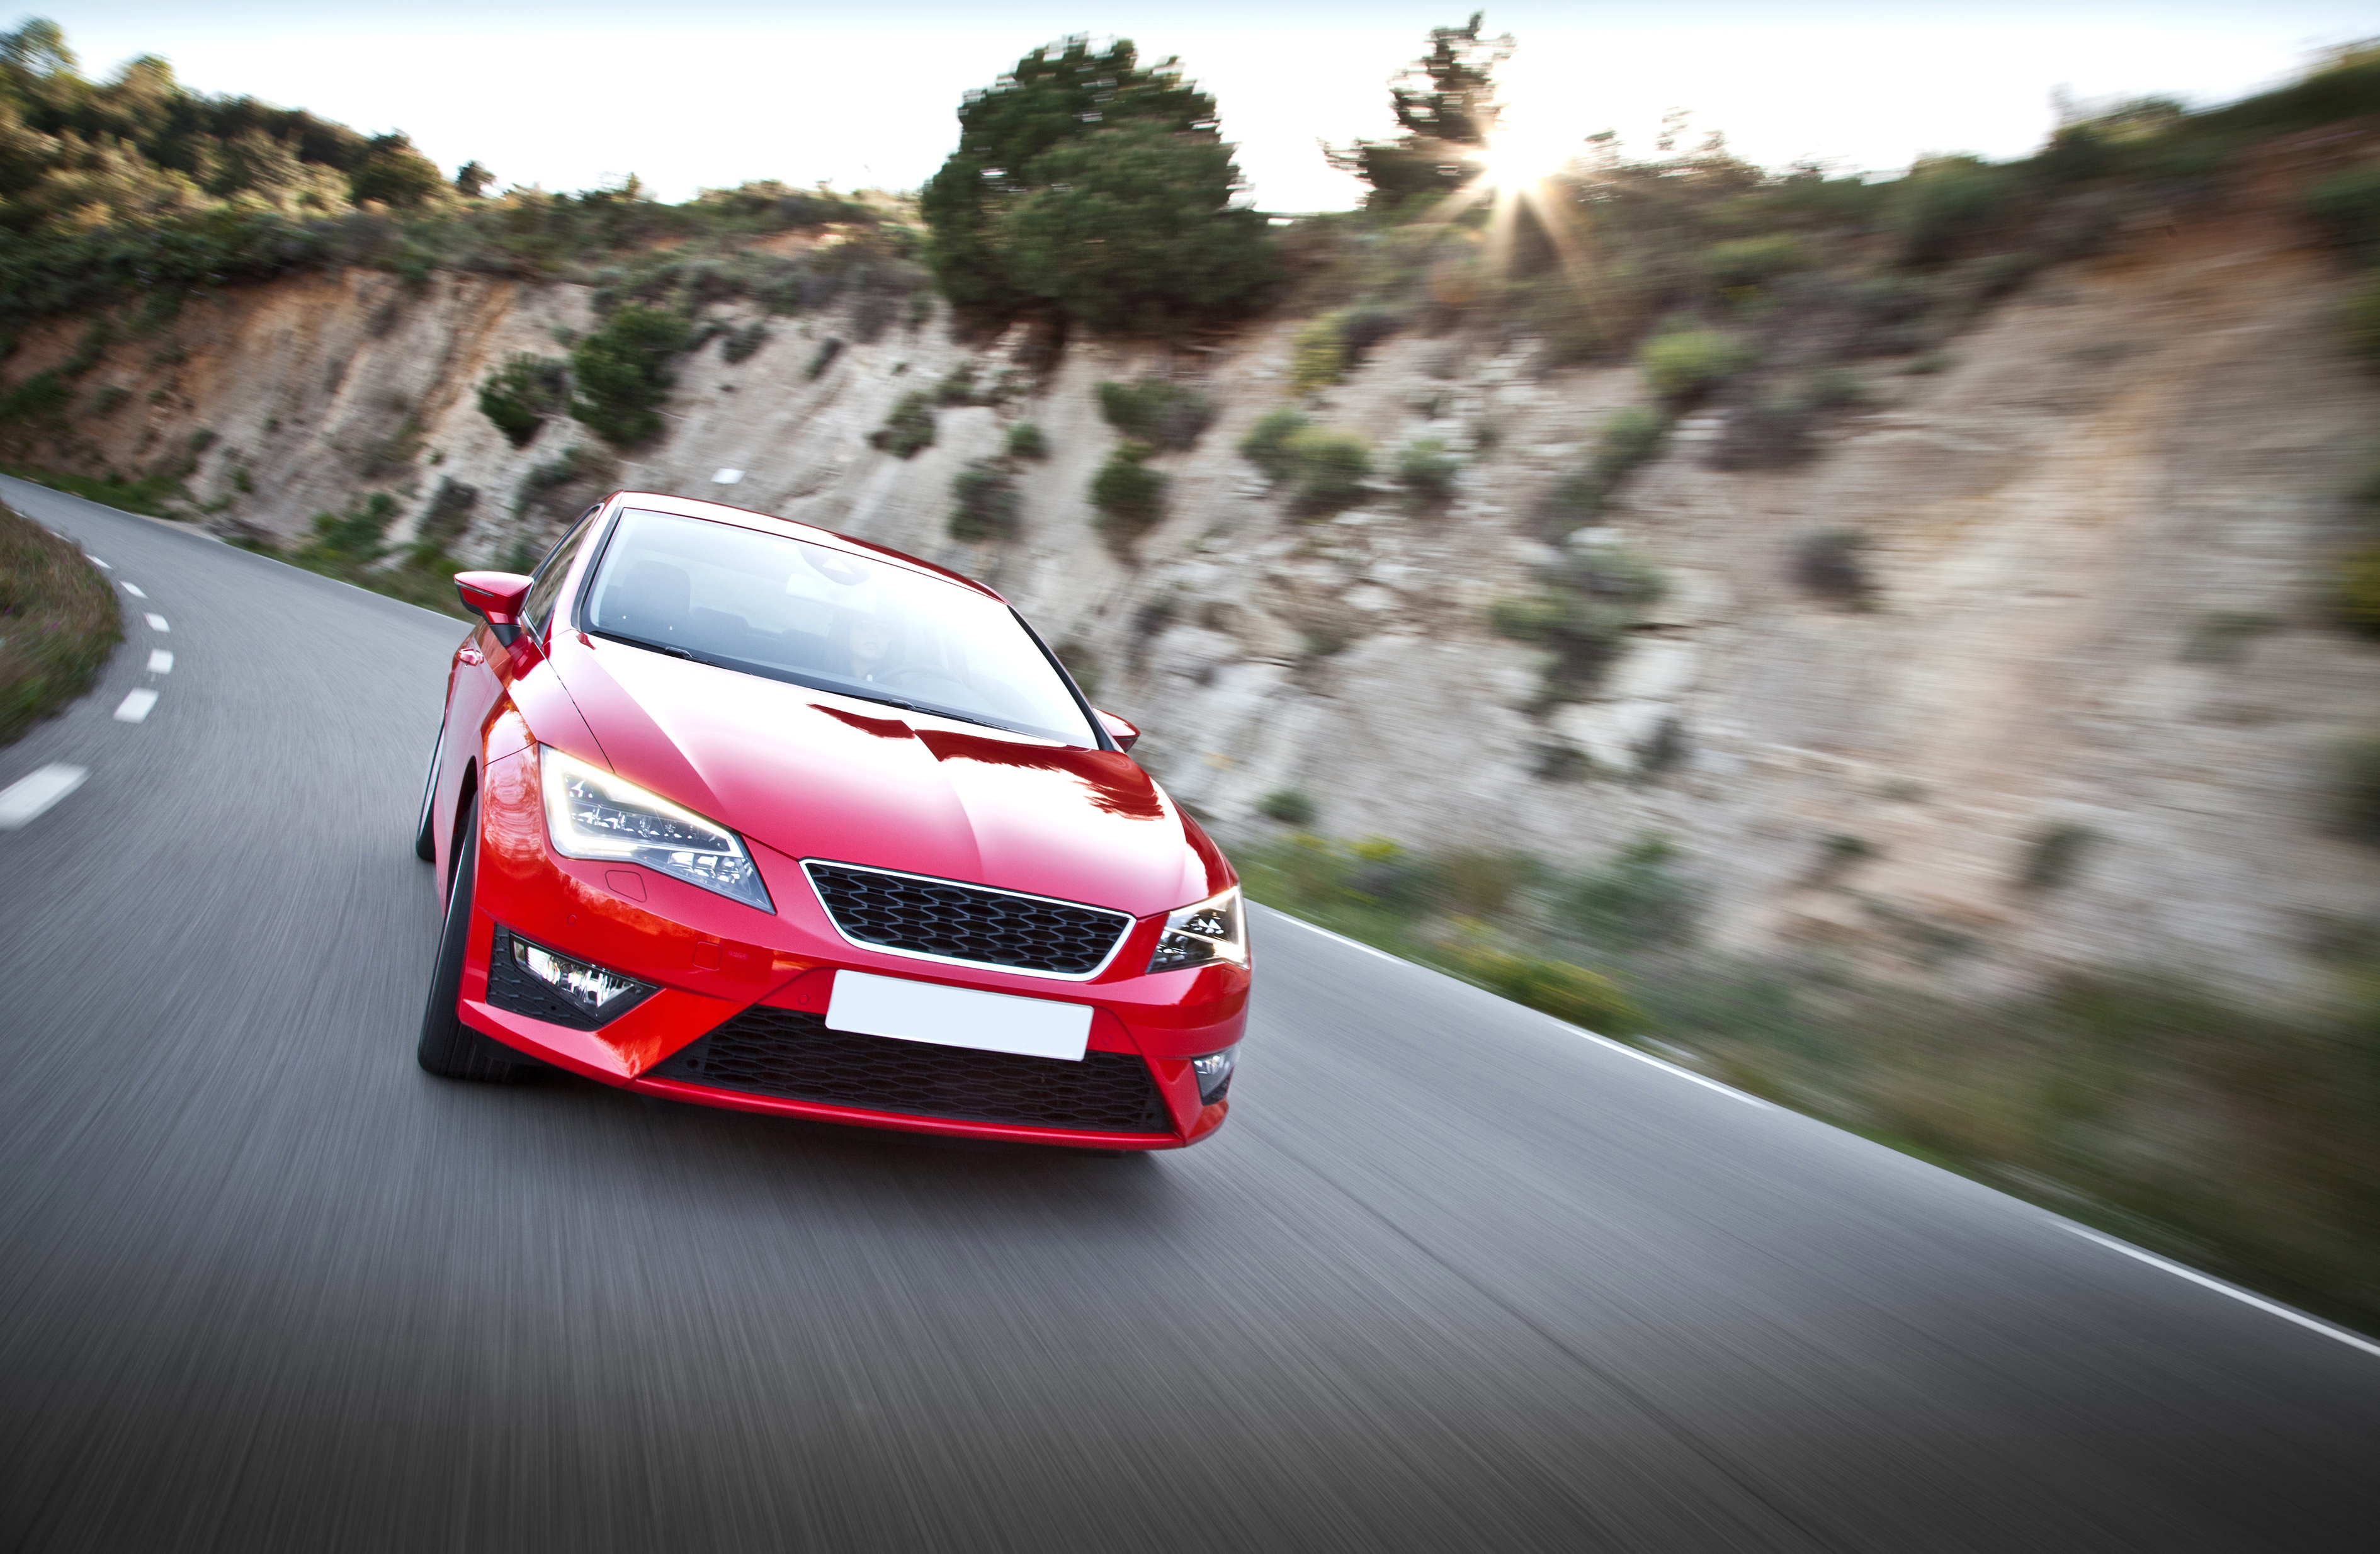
412 491 1246 1150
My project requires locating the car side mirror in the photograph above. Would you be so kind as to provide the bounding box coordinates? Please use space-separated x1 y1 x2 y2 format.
1094 708 1140 752
455 570 534 646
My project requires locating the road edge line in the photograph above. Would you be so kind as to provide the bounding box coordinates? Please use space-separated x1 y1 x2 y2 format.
2060 1225 2380 1360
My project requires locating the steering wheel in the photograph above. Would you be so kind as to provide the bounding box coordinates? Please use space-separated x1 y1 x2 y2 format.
885 666 974 701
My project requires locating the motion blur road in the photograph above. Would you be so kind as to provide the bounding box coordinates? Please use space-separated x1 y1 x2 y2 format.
1 475 2374 1553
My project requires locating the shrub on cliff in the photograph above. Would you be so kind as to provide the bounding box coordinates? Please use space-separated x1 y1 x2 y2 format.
568 305 690 447
947 460 1021 542
1453 946 1641 1033
1089 443 1167 556
871 391 936 458
1096 378 1215 450
1636 324 1752 404
1283 426 1374 514
921 38 1273 336
476 354 568 448
2345 272 2380 372
1395 438 1459 511
1238 410 1308 484
1005 421 1048 460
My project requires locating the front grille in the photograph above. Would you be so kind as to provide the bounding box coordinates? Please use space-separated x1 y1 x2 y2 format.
650 1006 1173 1133
805 862 1131 977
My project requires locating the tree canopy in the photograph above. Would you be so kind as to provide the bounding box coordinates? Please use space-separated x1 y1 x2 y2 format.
0 15 451 234
1326 12 1512 212
920 37 1274 334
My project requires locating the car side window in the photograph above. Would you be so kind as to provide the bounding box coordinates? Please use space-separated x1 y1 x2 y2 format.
523 511 598 644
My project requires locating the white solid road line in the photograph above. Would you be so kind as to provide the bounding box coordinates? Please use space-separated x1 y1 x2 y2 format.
1266 909 1772 1109
2061 1226 2380 1360
144 613 169 632
0 764 89 829
121 582 147 598
147 650 173 673
113 688 159 723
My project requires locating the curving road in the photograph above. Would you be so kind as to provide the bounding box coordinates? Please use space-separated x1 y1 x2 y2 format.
1 474 2375 1553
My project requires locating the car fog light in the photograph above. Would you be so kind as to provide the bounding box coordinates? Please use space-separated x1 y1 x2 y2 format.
1191 1046 1237 1103
511 933 655 1019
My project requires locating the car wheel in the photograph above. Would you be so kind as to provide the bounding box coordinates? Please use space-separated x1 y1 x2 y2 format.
417 794 540 1083
412 720 443 863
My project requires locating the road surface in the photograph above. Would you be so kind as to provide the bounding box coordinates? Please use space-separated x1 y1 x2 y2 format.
2 475 2374 1551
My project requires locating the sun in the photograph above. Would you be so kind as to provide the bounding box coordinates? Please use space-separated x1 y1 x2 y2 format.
1476 126 1579 193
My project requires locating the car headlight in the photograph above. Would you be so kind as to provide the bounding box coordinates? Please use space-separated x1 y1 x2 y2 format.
1147 885 1247 973
538 746 774 913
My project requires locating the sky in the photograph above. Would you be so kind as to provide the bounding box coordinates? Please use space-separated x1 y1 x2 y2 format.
23 3 2378 209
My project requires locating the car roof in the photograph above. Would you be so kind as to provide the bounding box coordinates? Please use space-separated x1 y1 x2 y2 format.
595 490 1007 603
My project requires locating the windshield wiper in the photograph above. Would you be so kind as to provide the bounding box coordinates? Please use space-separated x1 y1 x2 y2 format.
847 692 1007 732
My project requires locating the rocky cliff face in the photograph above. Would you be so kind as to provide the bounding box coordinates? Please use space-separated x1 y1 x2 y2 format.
9 198 2376 1002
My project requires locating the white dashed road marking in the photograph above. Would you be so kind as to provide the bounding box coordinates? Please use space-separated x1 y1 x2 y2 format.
121 582 146 598
147 650 173 673
144 614 169 632
84 555 110 569
0 764 89 829
113 689 159 723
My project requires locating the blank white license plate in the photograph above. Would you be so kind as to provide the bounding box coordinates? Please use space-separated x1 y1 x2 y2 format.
825 970 1092 1062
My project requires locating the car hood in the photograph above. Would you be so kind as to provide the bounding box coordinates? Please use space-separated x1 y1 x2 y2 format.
548 632 1221 918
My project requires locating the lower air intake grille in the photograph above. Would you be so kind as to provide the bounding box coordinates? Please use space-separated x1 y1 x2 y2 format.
805 862 1130 976
651 1006 1173 1133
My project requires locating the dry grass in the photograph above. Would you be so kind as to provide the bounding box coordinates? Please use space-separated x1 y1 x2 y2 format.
0 500 121 745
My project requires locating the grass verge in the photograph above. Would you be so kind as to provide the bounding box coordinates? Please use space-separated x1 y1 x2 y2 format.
1237 833 2380 1336
0 499 122 745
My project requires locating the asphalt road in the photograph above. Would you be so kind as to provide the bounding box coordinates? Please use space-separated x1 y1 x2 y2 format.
2 474 2376 1553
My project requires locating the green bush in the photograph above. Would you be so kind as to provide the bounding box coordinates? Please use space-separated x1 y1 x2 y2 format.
297 491 401 568
1796 528 1873 603
1396 438 1460 511
1568 834 1698 946
1703 234 1816 290
805 338 843 380
2020 822 2097 890
948 460 1021 542
720 322 771 364
1283 426 1373 514
568 305 691 446
1291 313 1351 392
1636 324 1752 404
1238 409 1309 483
477 354 567 447
2336 733 2380 842
870 391 936 458
1891 154 2020 264
1005 421 1048 460
1454 946 1641 1033
2333 542 2380 635
0 370 72 438
1260 788 1317 825
2345 271 2380 371
1592 406 1669 482
2299 164 2380 260
1096 378 1215 450
1090 444 1168 556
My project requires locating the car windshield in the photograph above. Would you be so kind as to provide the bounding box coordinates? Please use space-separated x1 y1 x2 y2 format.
583 508 1094 746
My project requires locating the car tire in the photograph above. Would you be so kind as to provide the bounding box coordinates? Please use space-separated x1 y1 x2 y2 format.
412 720 443 863
417 794 540 1083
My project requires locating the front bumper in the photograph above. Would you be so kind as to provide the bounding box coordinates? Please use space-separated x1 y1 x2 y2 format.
456 749 1246 1150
